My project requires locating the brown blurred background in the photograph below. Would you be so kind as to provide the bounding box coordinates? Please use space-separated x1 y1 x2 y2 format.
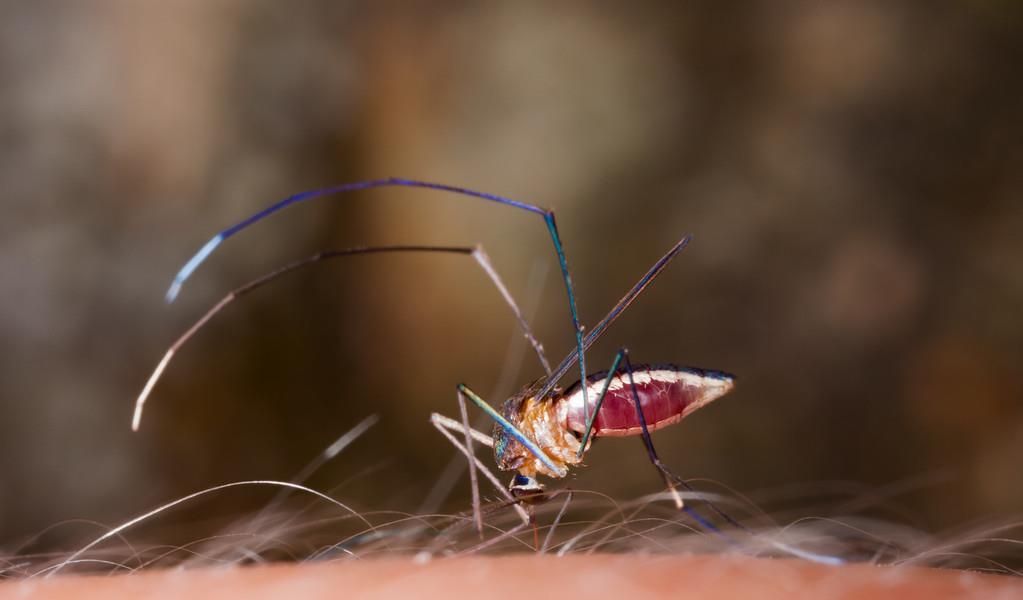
1 2 1021 552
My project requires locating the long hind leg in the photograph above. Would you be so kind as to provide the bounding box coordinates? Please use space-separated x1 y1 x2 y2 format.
616 349 749 537
571 346 731 536
163 179 588 436
573 347 685 509
575 349 845 563
617 349 687 509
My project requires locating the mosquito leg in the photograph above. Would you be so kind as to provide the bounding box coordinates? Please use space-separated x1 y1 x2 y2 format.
576 348 626 457
165 179 554 303
133 244 548 430
614 349 747 544
616 349 686 510
456 388 483 536
162 179 587 431
428 413 494 447
622 351 747 529
420 262 549 518
456 383 565 542
471 246 550 376
617 353 846 564
428 413 530 525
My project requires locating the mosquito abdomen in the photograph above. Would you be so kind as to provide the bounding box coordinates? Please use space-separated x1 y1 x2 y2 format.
561 365 735 437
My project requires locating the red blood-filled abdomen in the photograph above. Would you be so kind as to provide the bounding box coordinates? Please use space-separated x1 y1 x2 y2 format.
560 365 734 437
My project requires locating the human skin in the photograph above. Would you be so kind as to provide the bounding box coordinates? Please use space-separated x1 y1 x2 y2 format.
4 554 1020 600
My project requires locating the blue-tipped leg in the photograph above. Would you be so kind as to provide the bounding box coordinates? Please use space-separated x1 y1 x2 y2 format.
166 235 223 303
164 179 589 444
163 178 556 302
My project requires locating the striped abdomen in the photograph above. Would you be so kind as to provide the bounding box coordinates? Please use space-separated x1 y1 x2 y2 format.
559 364 735 437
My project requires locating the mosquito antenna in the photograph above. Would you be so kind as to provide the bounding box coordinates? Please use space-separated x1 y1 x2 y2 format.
536 235 691 400
164 179 590 449
135 244 545 431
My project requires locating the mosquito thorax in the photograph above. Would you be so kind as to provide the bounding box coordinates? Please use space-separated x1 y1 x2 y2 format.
493 381 585 480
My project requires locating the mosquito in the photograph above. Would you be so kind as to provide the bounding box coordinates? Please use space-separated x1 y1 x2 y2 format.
136 179 835 561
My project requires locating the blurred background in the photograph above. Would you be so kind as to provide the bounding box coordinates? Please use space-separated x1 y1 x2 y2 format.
1 2 1021 554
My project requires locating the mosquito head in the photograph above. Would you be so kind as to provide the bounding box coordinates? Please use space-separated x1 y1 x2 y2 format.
493 393 529 472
